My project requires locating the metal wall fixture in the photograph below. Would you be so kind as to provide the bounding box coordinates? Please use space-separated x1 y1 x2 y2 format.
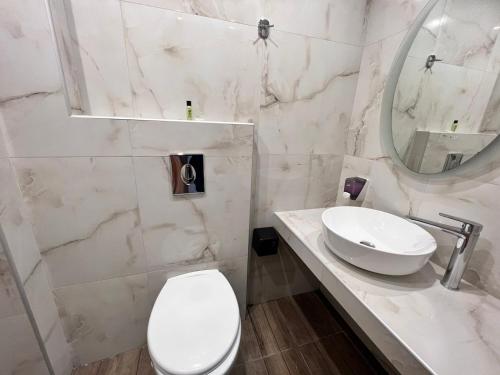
169 154 205 195
255 19 274 45
424 54 443 73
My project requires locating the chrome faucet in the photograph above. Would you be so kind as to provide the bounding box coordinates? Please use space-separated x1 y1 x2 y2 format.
407 213 483 290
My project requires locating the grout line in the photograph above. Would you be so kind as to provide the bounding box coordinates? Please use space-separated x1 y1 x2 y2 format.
51 254 251 291
118 0 138 123
119 0 365 48
7 154 252 159
364 27 409 48
6 152 343 160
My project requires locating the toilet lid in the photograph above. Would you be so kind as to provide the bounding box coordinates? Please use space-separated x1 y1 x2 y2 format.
148 270 240 375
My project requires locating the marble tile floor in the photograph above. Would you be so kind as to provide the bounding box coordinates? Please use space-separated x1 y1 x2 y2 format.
72 291 385 375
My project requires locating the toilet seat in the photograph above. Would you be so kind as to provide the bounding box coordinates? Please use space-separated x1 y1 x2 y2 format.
148 270 241 375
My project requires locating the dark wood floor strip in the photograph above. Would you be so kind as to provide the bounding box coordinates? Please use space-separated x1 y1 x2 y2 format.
249 304 280 356
73 361 102 375
230 359 269 375
236 314 264 364
262 300 294 351
275 297 315 348
264 353 290 375
136 347 155 375
97 348 141 375
73 291 386 375
298 341 342 375
281 348 311 375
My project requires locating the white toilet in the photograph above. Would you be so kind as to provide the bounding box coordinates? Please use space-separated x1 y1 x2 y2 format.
147 270 241 375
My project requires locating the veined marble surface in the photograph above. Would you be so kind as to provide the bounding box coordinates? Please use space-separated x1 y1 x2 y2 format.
274 208 500 375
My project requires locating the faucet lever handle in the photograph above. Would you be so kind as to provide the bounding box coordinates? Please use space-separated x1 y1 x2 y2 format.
438 213 483 232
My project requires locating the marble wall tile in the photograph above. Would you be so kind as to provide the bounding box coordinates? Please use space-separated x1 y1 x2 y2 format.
0 249 24 319
364 0 428 45
67 0 133 116
1 94 132 157
133 156 251 270
254 154 342 227
0 0 61 102
12 157 146 288
121 0 260 25
489 35 500 74
426 67 495 134
394 56 493 139
361 158 428 215
46 0 88 114
0 114 8 157
414 178 500 299
0 156 73 374
44 317 74 375
0 0 132 158
347 31 406 159
146 256 248 315
0 159 42 283
407 0 447 60
119 0 370 48
305 154 343 208
23 261 61 344
261 0 368 46
24 264 74 374
258 30 361 155
480 73 500 133
23 261 74 375
123 0 369 46
0 314 50 375
392 56 428 155
434 0 500 72
129 119 254 157
122 1 260 121
255 154 308 227
54 273 149 364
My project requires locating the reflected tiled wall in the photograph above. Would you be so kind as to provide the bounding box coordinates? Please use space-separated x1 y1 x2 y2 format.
341 0 500 300
392 0 500 158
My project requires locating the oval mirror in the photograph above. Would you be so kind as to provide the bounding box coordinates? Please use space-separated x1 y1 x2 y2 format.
390 0 500 174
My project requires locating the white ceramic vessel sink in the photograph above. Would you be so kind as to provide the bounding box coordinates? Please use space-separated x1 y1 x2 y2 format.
322 207 436 275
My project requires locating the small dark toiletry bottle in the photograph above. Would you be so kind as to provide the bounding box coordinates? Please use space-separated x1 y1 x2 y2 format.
186 100 193 120
451 120 458 132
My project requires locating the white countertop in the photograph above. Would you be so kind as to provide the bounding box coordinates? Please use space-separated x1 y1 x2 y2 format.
274 208 500 375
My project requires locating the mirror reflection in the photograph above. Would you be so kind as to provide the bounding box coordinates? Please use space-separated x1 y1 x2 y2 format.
393 0 500 174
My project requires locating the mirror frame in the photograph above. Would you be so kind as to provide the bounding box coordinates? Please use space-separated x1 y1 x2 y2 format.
381 0 500 179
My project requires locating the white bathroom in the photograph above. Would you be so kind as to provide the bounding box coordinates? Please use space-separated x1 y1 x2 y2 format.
0 0 499 374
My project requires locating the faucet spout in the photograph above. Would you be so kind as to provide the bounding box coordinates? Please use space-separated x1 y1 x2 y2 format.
407 215 465 239
406 213 483 290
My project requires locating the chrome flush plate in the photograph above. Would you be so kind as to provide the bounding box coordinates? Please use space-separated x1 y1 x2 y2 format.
169 154 205 195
